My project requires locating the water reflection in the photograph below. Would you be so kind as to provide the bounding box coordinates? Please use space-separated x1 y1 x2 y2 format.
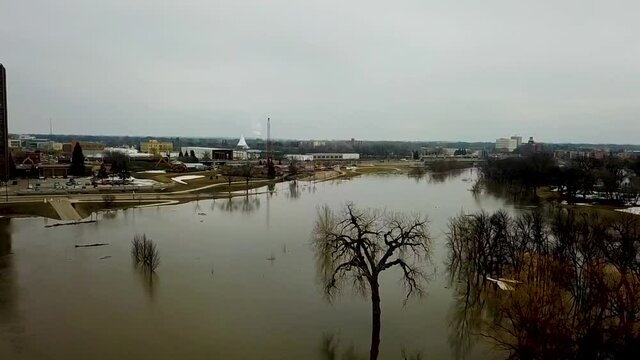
135 265 158 301
216 195 261 213
446 209 640 359
428 169 466 184
318 333 424 360
0 218 23 356
319 333 365 360
288 180 301 199
0 172 517 359
0 218 10 257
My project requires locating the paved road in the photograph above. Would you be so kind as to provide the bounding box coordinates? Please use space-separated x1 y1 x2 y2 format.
0 179 277 205
48 198 82 221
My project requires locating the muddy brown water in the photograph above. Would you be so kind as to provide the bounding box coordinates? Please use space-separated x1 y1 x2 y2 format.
0 170 514 359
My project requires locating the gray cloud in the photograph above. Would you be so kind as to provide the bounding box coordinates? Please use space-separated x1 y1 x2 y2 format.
1 0 639 143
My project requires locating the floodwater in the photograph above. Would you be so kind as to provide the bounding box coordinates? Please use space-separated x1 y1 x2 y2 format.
0 169 516 359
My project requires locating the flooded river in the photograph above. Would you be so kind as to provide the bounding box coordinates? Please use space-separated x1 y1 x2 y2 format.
0 169 516 359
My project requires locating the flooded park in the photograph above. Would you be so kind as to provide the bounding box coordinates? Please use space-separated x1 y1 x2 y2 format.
1 169 638 359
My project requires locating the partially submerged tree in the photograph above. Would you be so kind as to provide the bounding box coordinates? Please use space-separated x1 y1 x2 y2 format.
220 165 237 194
132 233 160 273
446 208 640 359
313 203 431 360
241 163 255 195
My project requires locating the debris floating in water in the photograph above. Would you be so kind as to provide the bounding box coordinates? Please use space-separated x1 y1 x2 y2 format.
486 276 519 291
75 243 109 248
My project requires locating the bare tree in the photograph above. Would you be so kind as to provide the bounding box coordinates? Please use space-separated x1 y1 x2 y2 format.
220 165 236 195
241 163 255 195
132 233 160 273
313 203 431 360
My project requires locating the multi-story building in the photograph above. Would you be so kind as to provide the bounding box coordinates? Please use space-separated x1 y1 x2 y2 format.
37 141 64 152
181 147 233 161
495 138 518 152
510 136 522 148
62 140 106 156
141 139 173 155
0 65 8 181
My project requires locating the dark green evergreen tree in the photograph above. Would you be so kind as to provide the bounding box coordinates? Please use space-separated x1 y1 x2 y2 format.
70 143 85 176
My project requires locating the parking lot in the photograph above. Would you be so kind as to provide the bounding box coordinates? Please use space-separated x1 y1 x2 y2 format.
3 176 165 195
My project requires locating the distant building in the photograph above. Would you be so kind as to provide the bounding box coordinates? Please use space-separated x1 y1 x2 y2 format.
102 147 152 159
495 138 518 152
285 154 314 161
233 149 262 161
140 139 174 156
181 147 234 161
286 153 360 161
23 138 51 150
37 141 63 152
442 148 458 156
520 137 545 155
511 136 522 148
0 64 8 181
300 140 327 148
236 135 250 150
312 153 360 161
63 140 106 156
8 139 21 149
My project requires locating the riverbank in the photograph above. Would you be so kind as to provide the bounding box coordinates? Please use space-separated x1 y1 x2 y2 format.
0 163 464 219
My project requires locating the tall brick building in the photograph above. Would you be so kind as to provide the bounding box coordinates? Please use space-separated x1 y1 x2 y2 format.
0 64 9 181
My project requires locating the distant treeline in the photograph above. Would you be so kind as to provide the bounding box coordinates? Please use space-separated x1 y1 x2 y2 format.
481 154 640 205
20 134 640 159
24 134 496 158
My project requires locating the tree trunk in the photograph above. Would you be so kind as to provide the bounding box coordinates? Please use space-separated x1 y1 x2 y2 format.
370 282 381 360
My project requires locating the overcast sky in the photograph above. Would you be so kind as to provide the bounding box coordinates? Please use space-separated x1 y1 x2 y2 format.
1 0 639 143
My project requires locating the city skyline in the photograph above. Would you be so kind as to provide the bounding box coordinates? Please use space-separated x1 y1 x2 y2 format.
2 1 640 144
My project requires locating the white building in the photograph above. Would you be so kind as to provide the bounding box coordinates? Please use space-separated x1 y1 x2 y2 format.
285 153 360 161
285 154 314 161
236 135 250 150
312 153 360 160
102 147 153 159
495 138 518 152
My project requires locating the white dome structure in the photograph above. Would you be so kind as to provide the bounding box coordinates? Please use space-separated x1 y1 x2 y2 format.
236 135 250 149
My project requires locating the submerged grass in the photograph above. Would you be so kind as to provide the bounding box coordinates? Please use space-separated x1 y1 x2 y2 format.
0 202 61 219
